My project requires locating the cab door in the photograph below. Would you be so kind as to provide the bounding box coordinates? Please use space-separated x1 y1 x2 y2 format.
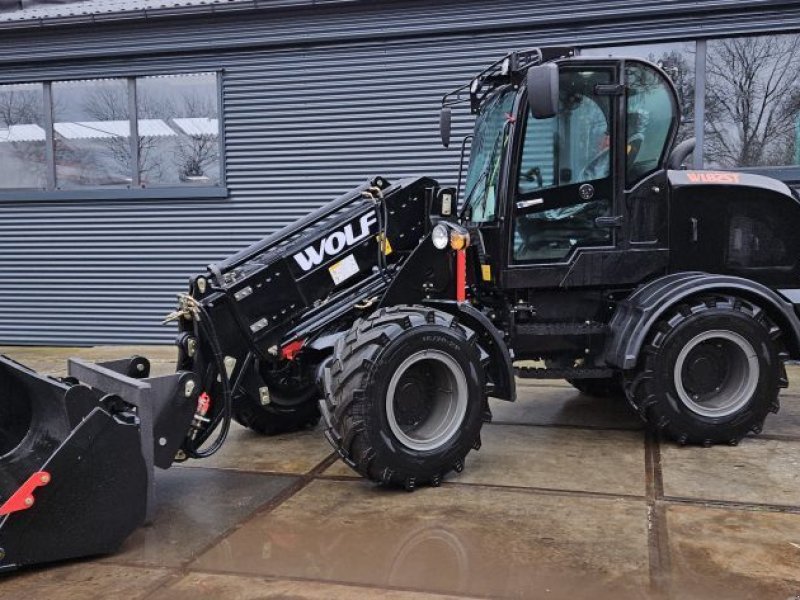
503 63 623 289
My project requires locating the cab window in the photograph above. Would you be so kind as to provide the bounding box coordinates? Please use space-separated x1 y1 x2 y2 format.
518 70 612 195
463 89 515 222
626 63 676 185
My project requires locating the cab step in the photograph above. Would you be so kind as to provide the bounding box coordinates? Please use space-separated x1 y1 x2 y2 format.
514 321 609 336
514 366 614 380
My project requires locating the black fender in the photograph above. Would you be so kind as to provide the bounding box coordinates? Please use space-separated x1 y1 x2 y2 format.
423 299 516 402
605 271 800 370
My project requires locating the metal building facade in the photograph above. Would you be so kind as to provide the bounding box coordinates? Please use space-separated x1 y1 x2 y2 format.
0 0 799 345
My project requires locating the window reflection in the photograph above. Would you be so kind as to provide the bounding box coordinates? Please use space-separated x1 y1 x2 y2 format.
0 83 46 189
53 78 132 188
705 33 800 168
0 73 224 192
136 73 220 186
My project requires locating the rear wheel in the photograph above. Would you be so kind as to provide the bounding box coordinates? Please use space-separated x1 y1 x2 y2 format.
232 357 321 435
624 295 785 445
322 306 486 490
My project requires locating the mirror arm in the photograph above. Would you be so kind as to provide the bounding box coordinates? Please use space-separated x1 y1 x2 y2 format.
439 106 453 147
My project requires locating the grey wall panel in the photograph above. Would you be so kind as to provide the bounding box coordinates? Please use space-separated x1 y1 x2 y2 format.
1 2 800 345
3 0 800 67
0 33 507 345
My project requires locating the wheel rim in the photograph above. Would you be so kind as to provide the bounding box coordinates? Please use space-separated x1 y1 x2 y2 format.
259 360 316 408
386 349 468 452
673 329 759 418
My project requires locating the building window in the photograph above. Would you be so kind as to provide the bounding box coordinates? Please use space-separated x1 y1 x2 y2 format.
0 83 47 189
53 78 132 189
704 33 800 168
136 74 220 186
0 72 222 196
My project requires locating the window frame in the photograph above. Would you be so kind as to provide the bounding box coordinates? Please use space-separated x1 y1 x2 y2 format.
0 70 227 202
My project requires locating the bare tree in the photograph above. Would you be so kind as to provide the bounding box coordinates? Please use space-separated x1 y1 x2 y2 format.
0 86 46 183
651 48 695 142
705 35 800 167
0 87 41 128
83 84 169 182
173 93 219 182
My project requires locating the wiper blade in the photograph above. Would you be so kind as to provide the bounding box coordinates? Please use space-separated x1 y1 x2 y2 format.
463 169 489 209
473 134 505 217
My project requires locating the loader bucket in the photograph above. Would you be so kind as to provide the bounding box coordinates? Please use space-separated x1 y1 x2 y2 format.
0 355 148 572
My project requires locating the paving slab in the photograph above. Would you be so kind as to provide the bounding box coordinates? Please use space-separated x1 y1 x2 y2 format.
765 392 800 438
323 424 647 494
149 572 470 600
0 562 172 600
455 424 646 496
324 456 359 477
782 363 800 395
666 503 800 599
183 422 334 475
0 345 176 377
661 437 800 506
491 382 642 430
104 467 296 568
193 479 650 599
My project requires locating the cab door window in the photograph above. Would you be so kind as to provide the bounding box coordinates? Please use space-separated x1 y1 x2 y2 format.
514 67 614 263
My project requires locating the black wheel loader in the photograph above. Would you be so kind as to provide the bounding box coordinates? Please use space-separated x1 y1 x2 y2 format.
5 45 800 569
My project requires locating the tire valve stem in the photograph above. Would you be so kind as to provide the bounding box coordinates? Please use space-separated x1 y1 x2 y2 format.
190 392 213 439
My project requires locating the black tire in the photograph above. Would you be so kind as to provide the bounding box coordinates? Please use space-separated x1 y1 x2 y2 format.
624 295 785 446
322 306 486 490
232 358 321 436
567 376 623 398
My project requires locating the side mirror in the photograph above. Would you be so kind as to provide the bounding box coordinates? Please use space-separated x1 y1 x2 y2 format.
526 63 559 119
439 106 452 148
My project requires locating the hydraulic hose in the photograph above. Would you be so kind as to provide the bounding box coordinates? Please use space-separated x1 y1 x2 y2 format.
182 300 234 459
368 186 391 284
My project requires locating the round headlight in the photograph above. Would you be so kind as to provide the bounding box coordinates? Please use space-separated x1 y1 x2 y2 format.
431 224 450 250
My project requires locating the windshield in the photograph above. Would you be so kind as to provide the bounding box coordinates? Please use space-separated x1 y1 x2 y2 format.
463 87 515 222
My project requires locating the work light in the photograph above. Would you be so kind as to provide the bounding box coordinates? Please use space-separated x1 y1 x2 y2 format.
432 224 450 249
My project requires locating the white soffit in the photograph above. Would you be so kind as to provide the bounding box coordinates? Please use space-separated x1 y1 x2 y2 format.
0 123 46 142
172 117 218 137
54 118 175 139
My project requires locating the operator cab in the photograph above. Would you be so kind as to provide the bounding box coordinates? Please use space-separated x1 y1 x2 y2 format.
441 47 680 290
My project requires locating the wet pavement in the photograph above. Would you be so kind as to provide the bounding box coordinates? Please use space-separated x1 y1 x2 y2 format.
2 345 800 599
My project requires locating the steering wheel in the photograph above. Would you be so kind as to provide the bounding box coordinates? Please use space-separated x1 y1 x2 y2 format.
579 148 610 181
579 134 646 181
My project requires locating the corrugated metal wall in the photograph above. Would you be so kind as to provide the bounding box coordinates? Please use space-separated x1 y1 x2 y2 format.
1 0 800 345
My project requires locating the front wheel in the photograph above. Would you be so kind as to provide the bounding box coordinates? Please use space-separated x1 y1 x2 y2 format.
322 306 486 490
624 295 785 446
